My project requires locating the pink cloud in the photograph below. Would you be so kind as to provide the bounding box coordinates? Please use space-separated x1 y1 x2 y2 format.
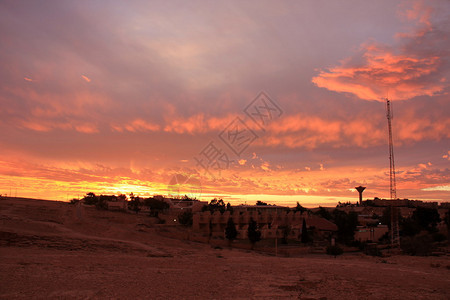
20 119 98 134
75 124 98 134
312 44 445 101
312 1 448 101
122 119 160 132
163 113 241 134
261 112 448 149
21 121 51 132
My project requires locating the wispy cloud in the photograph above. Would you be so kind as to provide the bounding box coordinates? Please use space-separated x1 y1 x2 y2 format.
115 119 160 133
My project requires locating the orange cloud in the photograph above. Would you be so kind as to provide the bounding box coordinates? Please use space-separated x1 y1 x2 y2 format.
163 113 242 134
21 121 51 132
397 0 433 38
312 44 444 101
119 119 160 132
260 112 448 149
443 151 450 161
260 161 270 171
20 119 98 134
238 159 247 166
263 113 383 149
75 124 99 134
81 75 91 82
312 1 448 101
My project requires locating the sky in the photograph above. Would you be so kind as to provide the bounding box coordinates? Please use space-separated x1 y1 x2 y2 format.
0 0 449 207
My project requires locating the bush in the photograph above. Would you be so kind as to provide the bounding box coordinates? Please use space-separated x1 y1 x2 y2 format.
225 218 238 244
349 240 365 250
95 198 108 210
326 245 343 258
247 218 261 249
69 199 79 205
364 244 382 257
82 192 98 205
432 232 446 242
401 234 433 256
128 198 141 214
178 211 193 226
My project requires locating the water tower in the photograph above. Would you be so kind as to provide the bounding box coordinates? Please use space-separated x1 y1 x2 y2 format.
355 186 366 205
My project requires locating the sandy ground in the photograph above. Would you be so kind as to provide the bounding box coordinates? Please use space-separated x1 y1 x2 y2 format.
1 198 449 299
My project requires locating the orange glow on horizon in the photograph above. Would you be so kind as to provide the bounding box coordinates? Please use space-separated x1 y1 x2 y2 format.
0 1 448 207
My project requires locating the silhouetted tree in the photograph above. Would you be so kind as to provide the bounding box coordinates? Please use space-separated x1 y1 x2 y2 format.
412 207 440 232
256 201 268 206
128 197 141 214
247 218 261 249
178 211 193 226
95 195 111 210
181 195 197 201
225 218 238 247
117 194 127 201
294 202 307 214
143 197 170 217
400 216 420 236
301 218 309 243
280 226 291 244
445 209 450 240
226 202 233 213
82 192 98 205
314 206 332 220
203 198 226 213
333 209 358 244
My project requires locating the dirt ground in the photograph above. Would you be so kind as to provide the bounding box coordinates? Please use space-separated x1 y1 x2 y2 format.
1 198 449 299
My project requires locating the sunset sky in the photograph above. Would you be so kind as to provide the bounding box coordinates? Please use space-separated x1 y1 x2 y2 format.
0 0 449 207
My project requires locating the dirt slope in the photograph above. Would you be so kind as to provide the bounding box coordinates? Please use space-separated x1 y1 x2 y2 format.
1 197 449 299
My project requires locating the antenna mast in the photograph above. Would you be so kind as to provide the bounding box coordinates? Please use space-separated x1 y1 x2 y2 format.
386 99 397 199
386 98 399 248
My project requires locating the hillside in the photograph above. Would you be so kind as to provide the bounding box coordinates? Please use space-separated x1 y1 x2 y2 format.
1 197 449 299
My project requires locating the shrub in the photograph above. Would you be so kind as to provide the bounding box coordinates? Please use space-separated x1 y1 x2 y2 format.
178 211 193 226
69 199 79 205
225 218 238 245
247 218 261 249
364 244 382 257
432 232 446 242
95 198 108 210
326 245 343 258
401 234 433 256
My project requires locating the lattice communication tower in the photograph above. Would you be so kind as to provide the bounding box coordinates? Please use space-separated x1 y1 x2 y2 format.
386 98 400 248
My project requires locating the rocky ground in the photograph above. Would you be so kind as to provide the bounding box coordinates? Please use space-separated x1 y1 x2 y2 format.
1 197 449 299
